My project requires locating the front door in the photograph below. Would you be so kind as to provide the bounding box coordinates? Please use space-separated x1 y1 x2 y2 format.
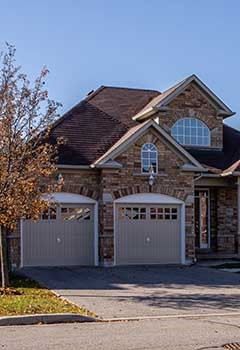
195 190 210 249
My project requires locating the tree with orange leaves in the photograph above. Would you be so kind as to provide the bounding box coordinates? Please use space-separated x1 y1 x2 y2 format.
0 44 62 288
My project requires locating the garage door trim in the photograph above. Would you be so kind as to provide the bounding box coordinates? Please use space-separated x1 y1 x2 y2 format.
20 192 99 267
114 193 185 265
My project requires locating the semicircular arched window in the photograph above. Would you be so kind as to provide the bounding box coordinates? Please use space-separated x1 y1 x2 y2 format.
171 118 210 146
141 143 157 174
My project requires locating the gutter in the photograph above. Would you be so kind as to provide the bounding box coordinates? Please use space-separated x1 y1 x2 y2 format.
132 108 155 121
221 170 240 177
57 164 91 170
193 172 221 182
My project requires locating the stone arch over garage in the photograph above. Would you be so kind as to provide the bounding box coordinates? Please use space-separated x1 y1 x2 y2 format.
112 184 186 202
61 184 99 200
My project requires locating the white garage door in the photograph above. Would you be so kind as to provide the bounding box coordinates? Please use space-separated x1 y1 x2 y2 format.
22 204 95 267
115 202 182 265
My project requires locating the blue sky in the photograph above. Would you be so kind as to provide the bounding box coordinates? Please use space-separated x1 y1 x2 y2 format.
0 0 240 128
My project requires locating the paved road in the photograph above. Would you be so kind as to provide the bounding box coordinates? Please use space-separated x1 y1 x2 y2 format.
1 315 240 350
21 265 240 319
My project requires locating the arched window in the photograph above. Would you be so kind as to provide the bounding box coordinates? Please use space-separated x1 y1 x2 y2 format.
171 118 210 146
141 143 157 174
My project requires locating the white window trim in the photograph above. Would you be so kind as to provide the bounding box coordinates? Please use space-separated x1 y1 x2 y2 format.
171 118 210 147
141 143 158 174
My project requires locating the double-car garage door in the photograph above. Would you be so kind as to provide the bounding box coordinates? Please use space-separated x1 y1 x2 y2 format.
22 192 183 267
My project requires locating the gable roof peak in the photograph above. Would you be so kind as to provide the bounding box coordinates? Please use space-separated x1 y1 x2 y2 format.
133 74 235 121
92 118 205 171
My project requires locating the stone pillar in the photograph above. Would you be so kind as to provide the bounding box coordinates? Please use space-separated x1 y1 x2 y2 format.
237 177 240 255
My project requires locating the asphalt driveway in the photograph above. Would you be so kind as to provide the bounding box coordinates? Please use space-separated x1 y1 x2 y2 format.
20 265 240 319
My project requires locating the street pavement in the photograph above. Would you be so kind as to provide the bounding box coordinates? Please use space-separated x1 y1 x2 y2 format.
1 314 240 350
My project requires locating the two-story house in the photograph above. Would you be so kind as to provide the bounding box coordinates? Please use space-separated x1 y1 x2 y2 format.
10 74 240 268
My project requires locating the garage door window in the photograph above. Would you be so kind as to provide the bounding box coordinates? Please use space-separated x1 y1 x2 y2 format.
118 207 146 220
61 207 91 221
150 207 178 220
41 207 57 220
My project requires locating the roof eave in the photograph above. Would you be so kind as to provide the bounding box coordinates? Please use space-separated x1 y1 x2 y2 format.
133 74 234 121
180 164 208 172
57 164 92 170
132 107 155 121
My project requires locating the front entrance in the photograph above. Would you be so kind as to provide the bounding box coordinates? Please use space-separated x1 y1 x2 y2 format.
195 189 210 249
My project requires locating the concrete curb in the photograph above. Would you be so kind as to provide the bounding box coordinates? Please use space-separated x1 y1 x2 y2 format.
0 313 97 326
103 311 240 322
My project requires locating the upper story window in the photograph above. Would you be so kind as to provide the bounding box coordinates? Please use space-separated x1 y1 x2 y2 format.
171 118 210 147
141 143 157 174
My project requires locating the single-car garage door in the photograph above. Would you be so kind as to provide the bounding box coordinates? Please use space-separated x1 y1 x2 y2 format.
115 202 182 265
22 204 95 267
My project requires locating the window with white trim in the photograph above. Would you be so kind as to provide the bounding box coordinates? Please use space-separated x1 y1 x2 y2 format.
171 118 210 146
141 143 157 173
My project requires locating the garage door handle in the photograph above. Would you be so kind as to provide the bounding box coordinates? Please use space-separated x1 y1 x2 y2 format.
146 237 151 243
57 238 61 243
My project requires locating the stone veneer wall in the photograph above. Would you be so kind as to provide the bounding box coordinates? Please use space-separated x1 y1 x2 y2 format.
7 221 21 268
155 82 223 150
99 129 196 263
217 187 238 253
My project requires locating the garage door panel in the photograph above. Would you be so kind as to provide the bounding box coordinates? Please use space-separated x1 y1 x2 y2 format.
59 221 94 265
116 204 181 265
22 204 95 267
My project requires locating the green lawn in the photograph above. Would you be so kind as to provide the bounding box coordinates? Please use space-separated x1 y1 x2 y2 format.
0 274 93 317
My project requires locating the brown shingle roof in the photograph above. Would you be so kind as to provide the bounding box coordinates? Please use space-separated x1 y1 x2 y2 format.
48 82 239 172
86 86 160 127
133 78 186 118
49 101 128 165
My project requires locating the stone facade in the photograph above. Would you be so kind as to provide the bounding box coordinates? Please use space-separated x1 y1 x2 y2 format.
8 130 240 268
155 82 223 149
99 129 196 263
216 187 238 253
7 82 239 268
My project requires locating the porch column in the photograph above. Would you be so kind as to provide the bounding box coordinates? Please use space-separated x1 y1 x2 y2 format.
237 177 240 256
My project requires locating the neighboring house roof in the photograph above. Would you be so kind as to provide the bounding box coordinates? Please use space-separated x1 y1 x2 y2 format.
48 76 240 175
133 74 235 121
189 124 240 171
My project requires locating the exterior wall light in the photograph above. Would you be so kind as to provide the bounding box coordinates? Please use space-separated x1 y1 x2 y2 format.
57 173 64 185
148 165 155 187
